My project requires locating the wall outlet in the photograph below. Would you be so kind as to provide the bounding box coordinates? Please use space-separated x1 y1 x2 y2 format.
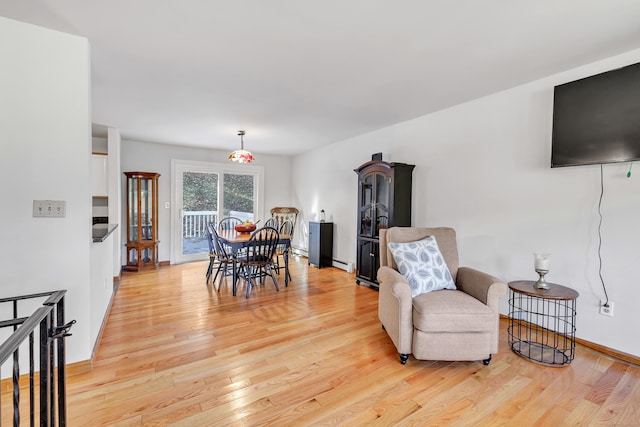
599 300 614 317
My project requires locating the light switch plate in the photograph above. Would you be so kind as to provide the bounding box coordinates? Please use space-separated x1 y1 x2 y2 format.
33 200 66 218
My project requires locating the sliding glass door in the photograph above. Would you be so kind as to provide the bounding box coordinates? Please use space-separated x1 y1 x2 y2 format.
181 170 219 257
171 160 264 264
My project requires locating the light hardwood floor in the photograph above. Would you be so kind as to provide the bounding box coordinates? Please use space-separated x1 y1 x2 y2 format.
51 258 640 425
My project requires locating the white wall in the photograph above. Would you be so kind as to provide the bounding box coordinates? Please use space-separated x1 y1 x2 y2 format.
292 48 640 357
0 17 93 363
107 128 122 278
120 140 293 264
89 233 114 349
291 131 394 262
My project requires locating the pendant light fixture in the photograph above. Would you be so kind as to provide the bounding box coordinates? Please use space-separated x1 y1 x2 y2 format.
229 130 254 164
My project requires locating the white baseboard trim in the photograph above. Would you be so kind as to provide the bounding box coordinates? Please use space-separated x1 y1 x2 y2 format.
291 246 354 273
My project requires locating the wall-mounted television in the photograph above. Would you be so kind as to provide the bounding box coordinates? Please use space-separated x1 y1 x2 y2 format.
551 61 640 168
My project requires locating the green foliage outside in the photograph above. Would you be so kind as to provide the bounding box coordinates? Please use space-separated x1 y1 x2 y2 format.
224 174 254 214
183 172 218 211
182 172 254 214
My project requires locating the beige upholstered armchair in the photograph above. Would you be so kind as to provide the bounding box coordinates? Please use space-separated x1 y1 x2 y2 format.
378 227 507 365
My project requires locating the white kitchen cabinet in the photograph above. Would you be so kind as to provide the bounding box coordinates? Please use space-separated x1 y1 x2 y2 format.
92 154 108 197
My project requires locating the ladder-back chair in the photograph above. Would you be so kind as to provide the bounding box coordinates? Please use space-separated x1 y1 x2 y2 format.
270 207 298 233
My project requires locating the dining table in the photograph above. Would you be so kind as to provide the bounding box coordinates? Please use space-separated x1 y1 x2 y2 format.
217 229 292 296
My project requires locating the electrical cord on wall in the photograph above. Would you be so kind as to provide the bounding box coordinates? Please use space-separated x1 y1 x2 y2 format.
598 164 609 307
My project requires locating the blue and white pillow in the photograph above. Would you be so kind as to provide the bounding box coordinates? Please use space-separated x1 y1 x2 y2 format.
388 235 456 297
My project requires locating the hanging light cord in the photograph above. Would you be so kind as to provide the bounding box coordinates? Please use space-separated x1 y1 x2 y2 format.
597 164 609 306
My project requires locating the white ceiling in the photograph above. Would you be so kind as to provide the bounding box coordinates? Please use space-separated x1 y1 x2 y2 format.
2 1 640 156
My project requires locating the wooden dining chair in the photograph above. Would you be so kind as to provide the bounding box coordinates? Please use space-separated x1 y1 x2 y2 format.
270 207 298 232
274 219 293 280
208 224 236 291
236 226 280 298
205 223 218 285
217 216 244 254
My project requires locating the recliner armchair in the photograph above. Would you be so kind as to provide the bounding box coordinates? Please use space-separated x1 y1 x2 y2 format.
378 227 507 365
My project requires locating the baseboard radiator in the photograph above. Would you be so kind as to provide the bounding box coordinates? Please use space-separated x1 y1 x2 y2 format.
291 247 354 273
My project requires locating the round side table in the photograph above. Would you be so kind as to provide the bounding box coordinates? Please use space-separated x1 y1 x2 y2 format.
507 280 579 367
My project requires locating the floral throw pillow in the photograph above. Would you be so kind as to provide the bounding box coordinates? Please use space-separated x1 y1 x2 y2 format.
388 235 456 297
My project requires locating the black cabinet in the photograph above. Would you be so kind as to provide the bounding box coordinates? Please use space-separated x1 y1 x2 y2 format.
308 222 333 268
354 160 414 288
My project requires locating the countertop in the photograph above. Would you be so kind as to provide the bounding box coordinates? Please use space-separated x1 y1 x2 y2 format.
92 223 118 243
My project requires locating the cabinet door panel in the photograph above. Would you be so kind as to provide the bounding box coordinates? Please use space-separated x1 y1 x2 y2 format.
309 222 333 268
375 173 390 212
357 239 378 283
308 222 319 266
359 173 375 237
359 206 374 237
374 173 390 237
91 154 108 197
128 175 139 242
140 177 154 240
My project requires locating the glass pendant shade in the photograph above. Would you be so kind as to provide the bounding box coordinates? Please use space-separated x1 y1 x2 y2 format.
229 130 254 163
229 148 254 163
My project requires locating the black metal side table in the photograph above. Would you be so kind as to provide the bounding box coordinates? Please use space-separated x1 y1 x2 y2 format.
508 281 579 367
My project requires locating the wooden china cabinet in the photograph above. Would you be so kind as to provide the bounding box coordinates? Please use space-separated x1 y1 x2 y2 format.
354 158 414 288
124 172 160 271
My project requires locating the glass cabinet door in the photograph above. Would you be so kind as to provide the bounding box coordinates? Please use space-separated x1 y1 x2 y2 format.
359 171 391 238
128 175 138 242
359 173 374 237
374 173 390 237
125 172 160 271
140 177 153 241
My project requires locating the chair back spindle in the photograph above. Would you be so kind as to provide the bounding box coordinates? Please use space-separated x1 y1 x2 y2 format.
218 217 243 231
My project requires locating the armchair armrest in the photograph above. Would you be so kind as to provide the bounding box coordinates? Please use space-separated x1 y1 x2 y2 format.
456 266 507 312
377 266 413 354
378 266 412 298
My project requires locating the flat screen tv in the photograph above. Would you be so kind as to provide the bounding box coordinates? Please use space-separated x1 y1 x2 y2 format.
551 61 640 168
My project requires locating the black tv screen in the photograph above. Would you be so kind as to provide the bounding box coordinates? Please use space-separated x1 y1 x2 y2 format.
551 61 640 168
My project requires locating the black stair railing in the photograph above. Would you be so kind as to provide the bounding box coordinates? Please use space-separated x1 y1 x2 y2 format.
0 291 75 426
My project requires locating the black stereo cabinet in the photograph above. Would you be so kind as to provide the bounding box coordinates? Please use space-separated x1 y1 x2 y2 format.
308 221 333 268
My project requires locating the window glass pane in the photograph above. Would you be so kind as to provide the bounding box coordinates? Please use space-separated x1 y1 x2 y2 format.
182 172 219 211
223 173 254 222
182 172 218 255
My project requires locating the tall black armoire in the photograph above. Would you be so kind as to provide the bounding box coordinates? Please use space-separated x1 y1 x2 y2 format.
354 158 414 288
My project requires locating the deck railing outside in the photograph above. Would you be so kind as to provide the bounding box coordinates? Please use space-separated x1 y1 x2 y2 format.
0 290 74 427
182 210 254 239
183 211 218 239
